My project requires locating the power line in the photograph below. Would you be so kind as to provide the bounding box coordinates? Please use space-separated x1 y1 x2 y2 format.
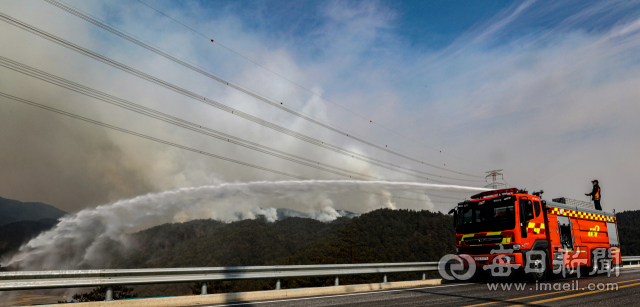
43 0 484 179
0 91 452 204
0 91 306 180
48 0 483 178
380 194 459 204
425 193 468 201
1 54 483 209
135 0 209 40
131 0 487 169
356 191 459 204
0 56 378 181
0 12 486 185
503 178 512 188
0 58 366 180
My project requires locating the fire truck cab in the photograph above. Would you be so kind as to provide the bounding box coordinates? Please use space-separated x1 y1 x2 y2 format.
453 188 620 281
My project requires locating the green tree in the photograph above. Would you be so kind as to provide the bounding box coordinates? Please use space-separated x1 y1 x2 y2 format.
70 286 137 302
330 224 376 264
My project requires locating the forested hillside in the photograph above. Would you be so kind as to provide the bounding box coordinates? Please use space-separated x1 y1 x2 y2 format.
0 219 58 257
6 206 640 299
115 208 455 269
106 209 455 297
0 196 65 260
0 196 66 226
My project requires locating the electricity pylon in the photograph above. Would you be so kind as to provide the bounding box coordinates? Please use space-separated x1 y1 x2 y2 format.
485 169 506 189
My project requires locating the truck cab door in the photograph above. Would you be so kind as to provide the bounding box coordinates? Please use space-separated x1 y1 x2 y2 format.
529 200 546 239
519 198 536 239
557 216 574 251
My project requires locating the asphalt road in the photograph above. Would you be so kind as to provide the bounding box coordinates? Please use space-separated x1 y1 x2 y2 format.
196 267 640 307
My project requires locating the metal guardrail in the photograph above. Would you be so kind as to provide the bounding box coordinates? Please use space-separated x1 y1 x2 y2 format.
2 257 638 300
622 256 640 266
0 262 438 299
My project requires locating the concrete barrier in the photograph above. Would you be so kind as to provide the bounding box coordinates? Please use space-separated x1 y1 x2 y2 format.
54 279 443 307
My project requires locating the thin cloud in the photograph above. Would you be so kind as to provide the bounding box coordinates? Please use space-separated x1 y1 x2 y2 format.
1 0 639 215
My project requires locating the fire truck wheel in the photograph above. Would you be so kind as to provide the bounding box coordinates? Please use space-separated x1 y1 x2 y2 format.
527 251 548 282
579 264 593 278
585 251 611 276
582 249 612 277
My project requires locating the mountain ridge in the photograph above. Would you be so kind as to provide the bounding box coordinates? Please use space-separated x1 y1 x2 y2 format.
0 196 66 226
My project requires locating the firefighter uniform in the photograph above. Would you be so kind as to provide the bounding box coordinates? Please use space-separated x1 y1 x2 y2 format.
586 180 602 210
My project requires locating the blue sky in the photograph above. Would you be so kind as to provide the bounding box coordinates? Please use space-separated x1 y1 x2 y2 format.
378 0 511 48
5 0 640 273
147 0 640 51
186 0 512 48
2 0 640 214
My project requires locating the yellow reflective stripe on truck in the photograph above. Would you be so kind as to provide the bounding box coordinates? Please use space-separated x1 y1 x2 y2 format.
548 207 616 222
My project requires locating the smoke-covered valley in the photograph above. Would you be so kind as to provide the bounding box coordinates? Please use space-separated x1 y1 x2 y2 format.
0 180 484 271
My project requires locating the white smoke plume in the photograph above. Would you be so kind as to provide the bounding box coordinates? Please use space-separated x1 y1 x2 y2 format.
1 180 485 271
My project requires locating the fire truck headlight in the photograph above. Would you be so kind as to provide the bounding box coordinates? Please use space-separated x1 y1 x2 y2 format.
513 244 521 250
554 252 563 260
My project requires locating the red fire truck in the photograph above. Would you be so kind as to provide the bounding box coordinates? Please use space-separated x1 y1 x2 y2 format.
452 188 620 281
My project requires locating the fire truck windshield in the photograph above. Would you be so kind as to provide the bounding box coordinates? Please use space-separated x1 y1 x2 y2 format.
456 196 516 234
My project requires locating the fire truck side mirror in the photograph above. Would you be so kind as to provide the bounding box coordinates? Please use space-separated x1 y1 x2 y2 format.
448 208 457 228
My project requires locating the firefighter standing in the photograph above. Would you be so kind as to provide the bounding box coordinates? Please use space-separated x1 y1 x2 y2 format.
585 180 602 210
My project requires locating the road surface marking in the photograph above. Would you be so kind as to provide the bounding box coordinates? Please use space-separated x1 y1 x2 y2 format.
510 281 640 306
463 277 640 307
203 283 471 307
463 290 570 307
